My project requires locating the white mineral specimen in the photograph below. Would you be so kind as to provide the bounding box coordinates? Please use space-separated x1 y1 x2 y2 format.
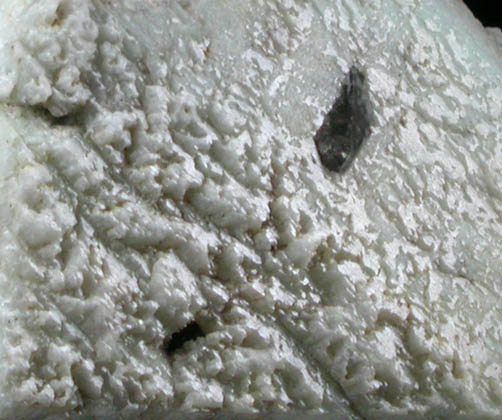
1 0 502 419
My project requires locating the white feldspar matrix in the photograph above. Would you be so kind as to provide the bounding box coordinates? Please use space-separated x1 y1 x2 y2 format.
0 0 502 419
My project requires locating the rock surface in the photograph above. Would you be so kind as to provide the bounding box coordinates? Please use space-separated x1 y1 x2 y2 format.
0 0 502 419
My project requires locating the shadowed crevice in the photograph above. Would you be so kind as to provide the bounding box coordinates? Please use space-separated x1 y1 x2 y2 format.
163 321 206 356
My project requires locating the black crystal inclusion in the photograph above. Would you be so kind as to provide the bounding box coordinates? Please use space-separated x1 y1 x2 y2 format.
163 321 205 356
314 66 373 173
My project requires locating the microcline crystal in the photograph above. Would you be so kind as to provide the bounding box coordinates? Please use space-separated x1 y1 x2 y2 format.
0 1 502 419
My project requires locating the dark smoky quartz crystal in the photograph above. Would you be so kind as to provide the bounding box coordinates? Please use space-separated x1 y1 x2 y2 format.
314 66 373 173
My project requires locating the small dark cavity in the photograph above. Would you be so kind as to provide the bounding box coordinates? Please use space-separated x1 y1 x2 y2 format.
314 66 373 173
163 321 205 356
34 105 80 128
52 3 66 26
50 114 80 127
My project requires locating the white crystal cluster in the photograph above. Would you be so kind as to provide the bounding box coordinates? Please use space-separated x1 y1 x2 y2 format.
0 0 502 419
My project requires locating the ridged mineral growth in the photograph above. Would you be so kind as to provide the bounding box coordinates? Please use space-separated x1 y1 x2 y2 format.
0 1 502 419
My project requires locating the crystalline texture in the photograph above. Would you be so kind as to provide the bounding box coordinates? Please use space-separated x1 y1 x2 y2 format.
0 0 502 419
